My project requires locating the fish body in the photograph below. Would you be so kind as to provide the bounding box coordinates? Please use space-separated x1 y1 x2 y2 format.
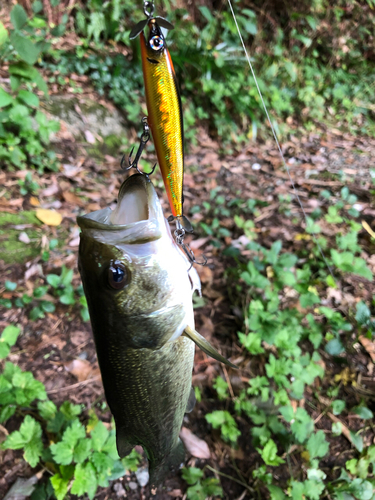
77 174 199 485
139 20 190 229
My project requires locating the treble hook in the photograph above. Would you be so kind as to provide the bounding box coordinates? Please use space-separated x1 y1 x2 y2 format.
175 226 207 268
121 117 156 176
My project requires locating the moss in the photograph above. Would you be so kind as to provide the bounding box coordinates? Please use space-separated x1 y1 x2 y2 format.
0 211 41 226
0 211 39 263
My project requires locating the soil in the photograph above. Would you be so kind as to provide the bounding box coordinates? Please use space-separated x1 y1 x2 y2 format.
1 95 375 500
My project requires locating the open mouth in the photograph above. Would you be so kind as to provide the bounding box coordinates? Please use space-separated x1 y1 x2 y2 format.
147 57 159 64
109 174 150 225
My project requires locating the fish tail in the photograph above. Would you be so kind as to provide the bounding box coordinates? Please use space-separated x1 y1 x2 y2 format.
149 438 185 488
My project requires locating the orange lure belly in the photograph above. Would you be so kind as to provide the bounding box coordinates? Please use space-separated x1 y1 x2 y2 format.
140 32 184 219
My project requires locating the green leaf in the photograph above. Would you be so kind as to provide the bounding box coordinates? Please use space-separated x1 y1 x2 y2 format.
352 406 373 420
50 442 74 465
46 274 61 288
50 474 69 500
37 400 57 420
0 22 8 46
1 325 20 347
4 415 43 467
73 438 92 463
18 89 39 108
63 419 86 447
268 485 287 500
325 338 345 356
71 462 97 500
306 430 329 459
350 431 364 453
0 343 10 359
91 421 109 451
10 32 41 65
5 281 17 291
257 439 285 466
182 467 204 485
332 399 346 415
10 4 28 30
0 88 13 107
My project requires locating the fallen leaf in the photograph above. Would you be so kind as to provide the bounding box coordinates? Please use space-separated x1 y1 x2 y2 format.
84 130 96 144
362 220 375 239
359 336 375 363
36 208 62 226
64 358 98 382
179 427 211 459
18 232 30 244
63 191 85 207
29 196 40 206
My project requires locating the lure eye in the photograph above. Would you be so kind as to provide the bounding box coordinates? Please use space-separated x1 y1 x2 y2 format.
149 35 164 51
108 262 128 290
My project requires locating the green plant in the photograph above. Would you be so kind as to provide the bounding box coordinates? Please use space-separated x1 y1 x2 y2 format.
0 6 60 172
4 266 89 322
182 467 223 500
0 326 141 500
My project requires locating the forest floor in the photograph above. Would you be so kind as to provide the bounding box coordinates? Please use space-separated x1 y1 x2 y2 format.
1 90 375 499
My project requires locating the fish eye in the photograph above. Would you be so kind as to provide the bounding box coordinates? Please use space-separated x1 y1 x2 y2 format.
149 35 164 51
108 262 128 290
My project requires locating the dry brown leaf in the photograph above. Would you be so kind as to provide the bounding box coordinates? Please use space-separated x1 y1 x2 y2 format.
359 335 375 363
35 208 62 226
179 427 211 459
64 358 98 382
63 191 85 207
29 196 40 206
362 220 375 239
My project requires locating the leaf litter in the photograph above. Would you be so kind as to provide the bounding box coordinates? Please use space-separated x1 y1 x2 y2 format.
0 97 375 499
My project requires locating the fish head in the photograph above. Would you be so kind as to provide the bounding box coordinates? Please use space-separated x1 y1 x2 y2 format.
77 174 199 350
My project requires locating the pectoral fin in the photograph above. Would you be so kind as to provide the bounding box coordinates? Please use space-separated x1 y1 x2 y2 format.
183 325 238 369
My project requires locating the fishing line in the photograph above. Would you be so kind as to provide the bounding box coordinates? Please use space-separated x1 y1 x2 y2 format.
227 0 335 280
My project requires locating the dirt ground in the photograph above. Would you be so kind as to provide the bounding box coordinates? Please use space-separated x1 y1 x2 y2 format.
1 110 375 499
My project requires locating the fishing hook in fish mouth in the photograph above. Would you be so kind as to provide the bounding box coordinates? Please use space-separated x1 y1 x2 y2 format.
121 117 156 176
174 226 207 268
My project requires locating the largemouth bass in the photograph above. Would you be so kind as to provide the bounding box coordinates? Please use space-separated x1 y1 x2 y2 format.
77 174 236 486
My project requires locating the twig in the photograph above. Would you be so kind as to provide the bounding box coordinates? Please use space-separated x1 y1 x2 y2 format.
205 465 254 493
47 375 101 394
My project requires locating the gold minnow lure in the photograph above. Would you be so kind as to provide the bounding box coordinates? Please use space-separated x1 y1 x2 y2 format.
130 7 193 233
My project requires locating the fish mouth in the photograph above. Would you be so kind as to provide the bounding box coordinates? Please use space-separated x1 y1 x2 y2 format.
77 174 165 244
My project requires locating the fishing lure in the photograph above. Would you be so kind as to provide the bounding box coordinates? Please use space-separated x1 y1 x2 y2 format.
129 2 193 235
